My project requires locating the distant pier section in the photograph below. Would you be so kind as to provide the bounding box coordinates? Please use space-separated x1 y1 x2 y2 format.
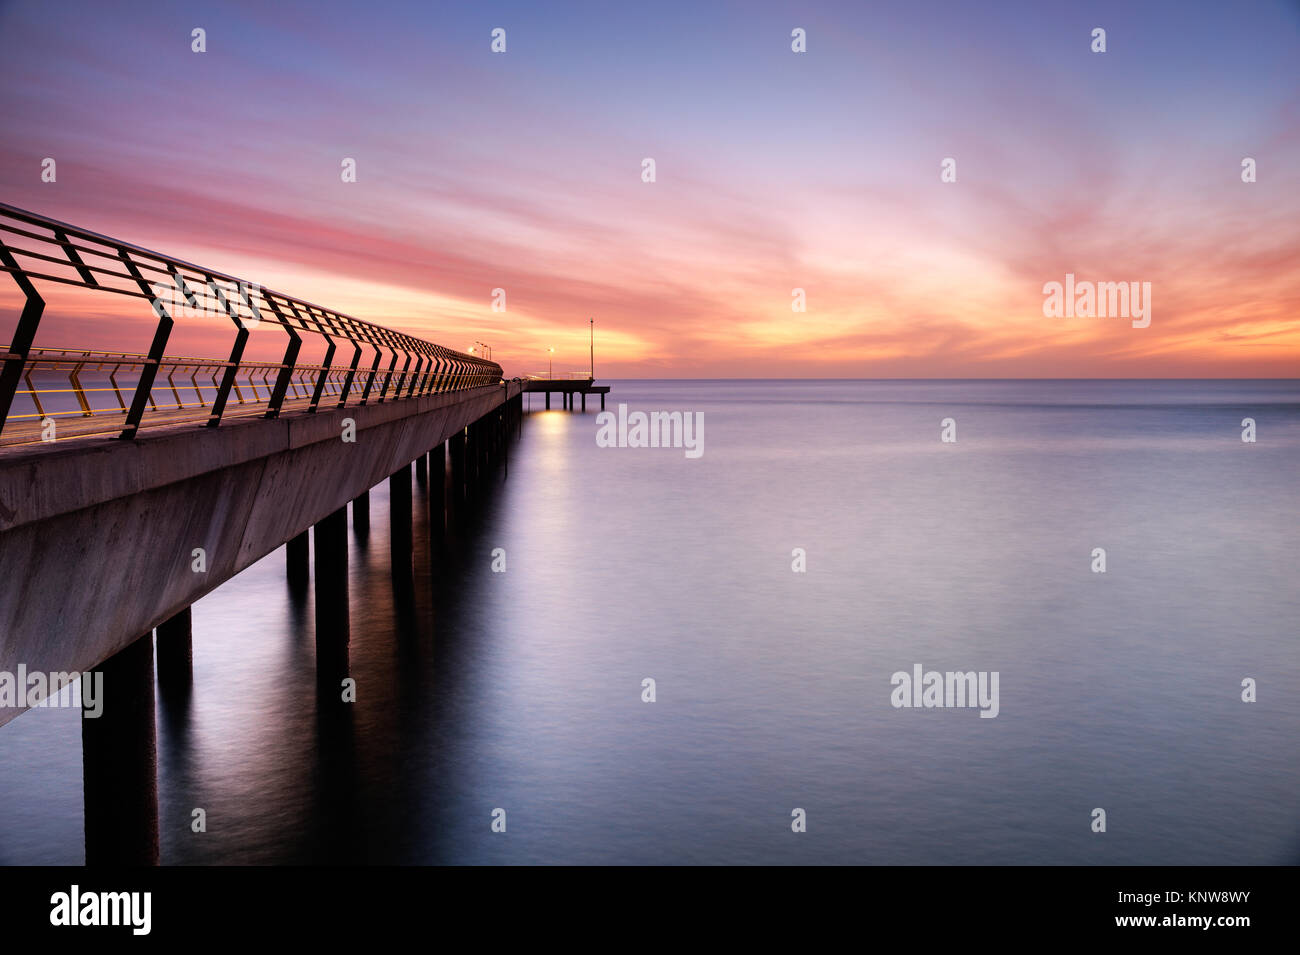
522 374 610 411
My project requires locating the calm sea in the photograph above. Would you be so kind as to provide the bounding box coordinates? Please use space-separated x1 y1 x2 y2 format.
1 379 1297 865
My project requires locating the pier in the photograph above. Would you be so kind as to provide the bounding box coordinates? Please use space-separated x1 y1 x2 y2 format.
522 377 610 411
0 202 564 863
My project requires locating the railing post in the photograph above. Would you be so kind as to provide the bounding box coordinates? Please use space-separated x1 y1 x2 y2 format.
118 251 173 440
412 343 431 396
378 350 400 402
336 332 362 408
264 299 301 418
205 278 252 427
402 354 421 398
358 342 383 405
0 240 46 439
384 331 407 399
389 339 410 398
300 306 336 413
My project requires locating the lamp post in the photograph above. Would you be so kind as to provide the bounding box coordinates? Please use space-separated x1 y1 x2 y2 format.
547 347 554 378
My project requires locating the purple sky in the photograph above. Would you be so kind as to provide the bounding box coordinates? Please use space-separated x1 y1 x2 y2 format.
1 0 1297 376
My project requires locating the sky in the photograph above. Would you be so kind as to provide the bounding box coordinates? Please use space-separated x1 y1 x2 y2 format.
1 0 1297 378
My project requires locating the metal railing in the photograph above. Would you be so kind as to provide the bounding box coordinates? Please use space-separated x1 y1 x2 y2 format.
0 202 503 442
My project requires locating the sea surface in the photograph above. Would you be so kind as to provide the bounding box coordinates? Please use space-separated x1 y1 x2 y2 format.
1 379 1298 865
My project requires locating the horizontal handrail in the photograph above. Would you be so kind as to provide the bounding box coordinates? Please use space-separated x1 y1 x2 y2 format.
0 202 503 440
7 346 376 427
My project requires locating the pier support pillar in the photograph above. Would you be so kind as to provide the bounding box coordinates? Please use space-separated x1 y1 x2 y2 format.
449 430 466 515
314 506 349 688
581 393 586 412
352 489 370 535
479 417 489 481
500 410 509 476
415 453 426 484
601 393 605 410
430 443 446 540
472 420 484 493
390 464 412 577
545 391 550 410
287 529 309 587
82 632 158 866
465 422 476 500
155 607 192 690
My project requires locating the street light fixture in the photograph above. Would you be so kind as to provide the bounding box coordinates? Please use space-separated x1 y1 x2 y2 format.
547 347 554 378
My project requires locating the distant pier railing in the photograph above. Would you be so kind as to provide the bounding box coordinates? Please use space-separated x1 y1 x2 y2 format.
0 202 502 442
527 371 593 381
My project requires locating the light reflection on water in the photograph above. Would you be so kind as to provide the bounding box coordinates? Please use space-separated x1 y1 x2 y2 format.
1 380 1298 864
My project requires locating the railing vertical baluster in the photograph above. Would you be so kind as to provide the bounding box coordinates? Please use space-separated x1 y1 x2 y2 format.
335 319 362 408
423 353 437 394
264 298 301 419
303 306 335 413
358 338 383 405
205 278 253 427
379 332 402 401
0 239 46 439
402 355 418 398
402 351 420 398
117 251 173 440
